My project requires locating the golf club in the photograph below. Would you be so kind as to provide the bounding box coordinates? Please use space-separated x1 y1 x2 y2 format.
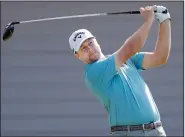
2 9 167 41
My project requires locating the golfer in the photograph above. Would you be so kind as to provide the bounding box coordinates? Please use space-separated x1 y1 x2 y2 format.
69 5 171 136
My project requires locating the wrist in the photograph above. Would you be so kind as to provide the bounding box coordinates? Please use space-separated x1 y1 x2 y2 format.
160 18 171 24
146 19 154 24
145 16 154 23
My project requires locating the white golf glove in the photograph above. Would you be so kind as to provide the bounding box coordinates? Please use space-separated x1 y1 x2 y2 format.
154 5 171 23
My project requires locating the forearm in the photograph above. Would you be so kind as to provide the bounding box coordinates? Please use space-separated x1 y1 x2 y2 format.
154 19 171 61
114 6 155 68
124 20 153 53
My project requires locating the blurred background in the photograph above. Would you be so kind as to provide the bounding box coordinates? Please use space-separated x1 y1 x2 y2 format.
1 1 184 136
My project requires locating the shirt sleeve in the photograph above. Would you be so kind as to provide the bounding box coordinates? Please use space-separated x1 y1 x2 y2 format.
130 52 145 71
86 54 117 86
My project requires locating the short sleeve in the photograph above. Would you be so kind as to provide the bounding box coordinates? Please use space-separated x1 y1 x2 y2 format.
130 52 145 71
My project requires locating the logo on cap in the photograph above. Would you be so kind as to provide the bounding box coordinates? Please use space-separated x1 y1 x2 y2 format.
73 31 85 42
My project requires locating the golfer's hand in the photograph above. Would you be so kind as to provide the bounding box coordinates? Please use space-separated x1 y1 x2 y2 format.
153 5 171 23
140 6 154 23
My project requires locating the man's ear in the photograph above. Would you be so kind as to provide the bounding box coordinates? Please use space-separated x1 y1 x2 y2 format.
74 52 79 59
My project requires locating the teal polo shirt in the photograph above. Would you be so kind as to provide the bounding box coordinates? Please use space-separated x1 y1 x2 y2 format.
84 52 160 126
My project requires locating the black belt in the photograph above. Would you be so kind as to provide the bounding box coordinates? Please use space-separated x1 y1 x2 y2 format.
111 121 162 132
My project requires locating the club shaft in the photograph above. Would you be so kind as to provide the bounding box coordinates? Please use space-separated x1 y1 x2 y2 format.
19 11 140 24
20 13 107 24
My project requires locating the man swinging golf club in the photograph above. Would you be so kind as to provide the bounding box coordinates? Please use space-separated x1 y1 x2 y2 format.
69 5 171 136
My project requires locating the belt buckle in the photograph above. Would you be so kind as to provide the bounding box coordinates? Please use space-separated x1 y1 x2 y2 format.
143 123 151 131
145 122 156 130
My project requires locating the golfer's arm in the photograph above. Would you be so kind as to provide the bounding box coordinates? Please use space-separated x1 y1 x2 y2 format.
142 19 171 69
114 20 153 69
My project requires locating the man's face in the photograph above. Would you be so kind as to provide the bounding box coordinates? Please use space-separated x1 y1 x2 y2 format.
75 37 101 64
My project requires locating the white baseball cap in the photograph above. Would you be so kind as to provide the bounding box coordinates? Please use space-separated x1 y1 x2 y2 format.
69 29 95 53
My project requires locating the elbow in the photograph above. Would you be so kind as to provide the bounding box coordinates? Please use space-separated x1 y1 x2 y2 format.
152 52 169 66
161 51 170 64
158 56 169 65
130 42 142 54
154 48 171 65
161 58 168 65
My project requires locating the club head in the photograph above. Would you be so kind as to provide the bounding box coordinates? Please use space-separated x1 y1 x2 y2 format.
2 22 15 41
2 22 20 41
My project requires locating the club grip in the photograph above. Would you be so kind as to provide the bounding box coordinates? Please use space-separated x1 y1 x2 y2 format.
107 9 168 15
107 11 140 15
